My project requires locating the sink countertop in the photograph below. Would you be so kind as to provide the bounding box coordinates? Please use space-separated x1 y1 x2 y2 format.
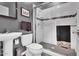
0 32 22 41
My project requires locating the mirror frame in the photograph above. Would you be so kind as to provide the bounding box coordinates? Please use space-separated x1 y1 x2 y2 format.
0 2 17 19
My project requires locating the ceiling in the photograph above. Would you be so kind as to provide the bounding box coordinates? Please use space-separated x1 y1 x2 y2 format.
34 2 67 10
36 2 76 20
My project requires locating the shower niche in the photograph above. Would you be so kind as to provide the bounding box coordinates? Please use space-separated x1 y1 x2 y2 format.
57 26 71 49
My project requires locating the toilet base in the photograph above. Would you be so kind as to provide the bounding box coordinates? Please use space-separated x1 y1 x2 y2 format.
25 48 42 56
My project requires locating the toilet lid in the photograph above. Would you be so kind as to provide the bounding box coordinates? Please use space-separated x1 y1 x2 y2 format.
27 43 43 49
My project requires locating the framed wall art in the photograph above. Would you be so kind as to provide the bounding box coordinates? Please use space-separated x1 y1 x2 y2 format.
20 21 31 32
21 7 30 17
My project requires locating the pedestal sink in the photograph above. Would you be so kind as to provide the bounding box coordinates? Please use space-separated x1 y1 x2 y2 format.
0 32 22 56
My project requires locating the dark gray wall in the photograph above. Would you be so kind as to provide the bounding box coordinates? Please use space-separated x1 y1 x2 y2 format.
17 2 33 33
0 2 33 33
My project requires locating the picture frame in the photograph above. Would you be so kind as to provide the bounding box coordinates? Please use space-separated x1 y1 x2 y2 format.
21 7 30 17
20 21 31 31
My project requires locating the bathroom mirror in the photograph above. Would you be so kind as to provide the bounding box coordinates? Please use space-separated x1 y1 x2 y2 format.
0 2 17 19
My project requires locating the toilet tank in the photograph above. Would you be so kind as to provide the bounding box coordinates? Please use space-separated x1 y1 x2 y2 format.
21 34 32 46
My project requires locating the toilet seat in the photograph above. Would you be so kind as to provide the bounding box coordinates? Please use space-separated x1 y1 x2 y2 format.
26 43 43 56
27 43 43 49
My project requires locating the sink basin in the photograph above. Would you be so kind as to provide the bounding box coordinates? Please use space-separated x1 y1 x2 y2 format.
0 32 22 41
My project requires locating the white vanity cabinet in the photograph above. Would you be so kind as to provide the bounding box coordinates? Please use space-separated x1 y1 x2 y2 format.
3 39 13 56
0 32 22 56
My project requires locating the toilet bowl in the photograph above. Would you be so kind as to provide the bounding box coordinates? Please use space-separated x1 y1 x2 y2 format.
21 34 43 56
26 43 43 56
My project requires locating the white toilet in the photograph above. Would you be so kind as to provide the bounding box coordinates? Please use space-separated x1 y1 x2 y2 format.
21 34 43 56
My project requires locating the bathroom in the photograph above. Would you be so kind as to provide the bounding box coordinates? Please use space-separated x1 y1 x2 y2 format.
0 2 79 56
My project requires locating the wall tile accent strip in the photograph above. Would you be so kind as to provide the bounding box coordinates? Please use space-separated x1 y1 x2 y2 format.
37 13 77 21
